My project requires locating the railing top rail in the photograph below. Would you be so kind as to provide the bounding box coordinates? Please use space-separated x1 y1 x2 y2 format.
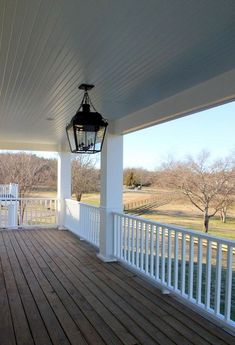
0 197 59 201
65 199 100 210
114 211 235 246
18 197 58 200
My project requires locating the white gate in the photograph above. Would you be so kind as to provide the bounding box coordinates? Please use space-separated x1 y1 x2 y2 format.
0 184 18 228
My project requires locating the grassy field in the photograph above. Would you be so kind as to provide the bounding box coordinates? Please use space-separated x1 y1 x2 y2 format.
79 190 235 240
27 188 235 240
141 193 235 240
143 213 235 240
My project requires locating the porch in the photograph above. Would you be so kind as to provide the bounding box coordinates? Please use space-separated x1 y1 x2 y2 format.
0 0 235 342
1 228 233 345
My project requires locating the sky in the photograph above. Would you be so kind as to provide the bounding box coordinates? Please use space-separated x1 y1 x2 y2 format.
123 101 235 170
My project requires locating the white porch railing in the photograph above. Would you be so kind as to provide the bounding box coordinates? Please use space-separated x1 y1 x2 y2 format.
64 199 100 247
18 198 58 227
113 212 235 329
0 198 58 228
0 183 18 198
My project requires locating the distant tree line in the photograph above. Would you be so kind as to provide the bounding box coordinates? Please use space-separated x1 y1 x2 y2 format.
124 168 154 188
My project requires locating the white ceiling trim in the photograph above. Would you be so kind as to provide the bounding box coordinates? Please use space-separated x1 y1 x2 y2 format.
111 68 235 135
0 141 59 152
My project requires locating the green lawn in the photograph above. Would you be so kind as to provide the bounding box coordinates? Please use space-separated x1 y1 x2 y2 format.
80 193 100 206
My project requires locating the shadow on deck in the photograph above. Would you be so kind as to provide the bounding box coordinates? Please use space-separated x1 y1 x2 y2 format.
0 228 233 345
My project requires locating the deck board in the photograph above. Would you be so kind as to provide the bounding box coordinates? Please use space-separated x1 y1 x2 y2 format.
0 228 234 345
2 232 52 345
0 248 16 345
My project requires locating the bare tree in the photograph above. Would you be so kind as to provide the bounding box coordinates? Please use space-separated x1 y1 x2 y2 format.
161 152 235 232
219 197 234 223
0 152 54 222
217 171 235 223
124 170 137 188
72 155 99 201
124 168 153 188
0 153 52 196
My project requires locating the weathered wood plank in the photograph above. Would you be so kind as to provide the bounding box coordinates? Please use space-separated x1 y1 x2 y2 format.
0 254 16 345
32 229 187 345
2 231 52 345
23 230 148 345
5 231 74 345
15 231 120 345
0 232 34 345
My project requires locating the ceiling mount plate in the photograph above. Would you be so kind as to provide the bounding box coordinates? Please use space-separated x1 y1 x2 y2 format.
78 84 94 91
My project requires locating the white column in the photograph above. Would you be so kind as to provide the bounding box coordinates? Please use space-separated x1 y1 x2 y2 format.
57 152 71 229
97 133 123 262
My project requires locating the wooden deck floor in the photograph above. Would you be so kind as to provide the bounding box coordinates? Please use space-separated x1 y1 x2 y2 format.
0 229 234 345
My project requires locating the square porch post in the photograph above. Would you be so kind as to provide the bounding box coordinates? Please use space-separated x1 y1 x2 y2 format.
57 152 71 229
97 133 123 262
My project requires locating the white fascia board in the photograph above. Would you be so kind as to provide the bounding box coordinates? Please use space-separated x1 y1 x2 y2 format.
110 68 235 135
0 141 59 152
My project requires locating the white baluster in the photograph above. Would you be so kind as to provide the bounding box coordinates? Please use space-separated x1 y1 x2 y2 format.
181 233 186 295
145 224 149 274
196 238 203 304
140 221 144 271
150 225 154 277
224 245 233 321
155 226 160 281
174 231 179 290
167 229 172 287
188 236 194 300
136 220 140 269
131 220 135 265
205 240 212 310
127 218 131 264
161 227 166 284
215 243 222 315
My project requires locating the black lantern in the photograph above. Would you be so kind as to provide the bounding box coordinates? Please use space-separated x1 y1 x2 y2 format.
66 84 108 154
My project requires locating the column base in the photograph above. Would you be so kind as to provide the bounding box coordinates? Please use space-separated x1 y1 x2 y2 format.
97 253 117 263
58 226 67 230
161 288 170 295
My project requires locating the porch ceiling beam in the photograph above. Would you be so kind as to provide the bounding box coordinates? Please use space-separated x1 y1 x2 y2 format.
111 68 235 135
0 141 59 152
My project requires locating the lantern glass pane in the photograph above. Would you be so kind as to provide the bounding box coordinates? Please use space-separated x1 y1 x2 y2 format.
67 126 76 151
75 129 97 152
86 131 96 149
94 127 106 151
75 129 86 151
97 127 105 142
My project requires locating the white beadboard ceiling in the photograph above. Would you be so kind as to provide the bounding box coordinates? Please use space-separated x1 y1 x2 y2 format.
0 0 235 150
